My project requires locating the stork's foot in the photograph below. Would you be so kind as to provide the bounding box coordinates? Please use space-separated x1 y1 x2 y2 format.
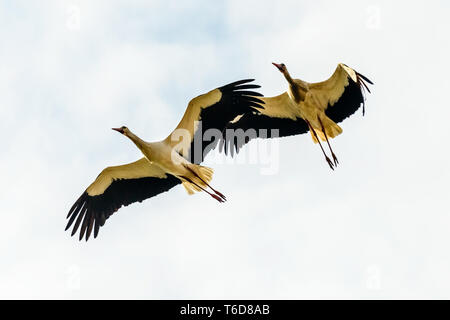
325 156 335 170
214 190 227 202
211 194 226 203
331 153 339 166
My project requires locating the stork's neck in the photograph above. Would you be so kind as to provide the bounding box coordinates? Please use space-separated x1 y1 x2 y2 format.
283 70 302 102
126 131 147 152
283 70 296 87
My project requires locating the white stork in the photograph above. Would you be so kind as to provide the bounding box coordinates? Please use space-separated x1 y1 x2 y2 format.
222 63 373 169
66 79 264 241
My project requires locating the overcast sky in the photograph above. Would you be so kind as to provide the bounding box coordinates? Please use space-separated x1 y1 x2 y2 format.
1 0 450 299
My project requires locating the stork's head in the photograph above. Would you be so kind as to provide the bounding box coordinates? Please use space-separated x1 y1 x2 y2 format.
112 126 129 135
272 62 287 74
112 126 146 151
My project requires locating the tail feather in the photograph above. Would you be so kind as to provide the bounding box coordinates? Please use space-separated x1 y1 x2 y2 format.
182 181 200 195
195 165 214 184
181 164 214 195
310 116 342 143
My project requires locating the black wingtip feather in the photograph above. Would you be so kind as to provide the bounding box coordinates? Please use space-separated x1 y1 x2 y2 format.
239 91 264 97
360 79 371 94
94 219 100 239
67 201 79 219
219 79 255 90
356 72 374 85
85 214 94 241
246 101 265 109
65 211 78 231
71 206 87 237
233 84 261 90
242 96 265 104
99 213 106 226
65 199 85 231
79 207 91 241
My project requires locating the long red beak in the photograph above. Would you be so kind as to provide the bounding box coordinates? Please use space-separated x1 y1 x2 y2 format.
112 127 124 134
272 62 283 71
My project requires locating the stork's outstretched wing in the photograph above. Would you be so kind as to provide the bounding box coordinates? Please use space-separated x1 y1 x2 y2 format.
221 64 372 155
65 158 180 241
164 79 264 164
308 63 373 121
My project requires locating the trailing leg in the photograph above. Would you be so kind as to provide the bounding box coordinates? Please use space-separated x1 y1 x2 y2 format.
317 116 339 166
181 176 225 203
306 120 334 170
184 165 226 201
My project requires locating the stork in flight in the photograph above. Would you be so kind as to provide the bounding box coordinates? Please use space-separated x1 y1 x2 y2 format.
222 63 373 169
66 79 264 241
